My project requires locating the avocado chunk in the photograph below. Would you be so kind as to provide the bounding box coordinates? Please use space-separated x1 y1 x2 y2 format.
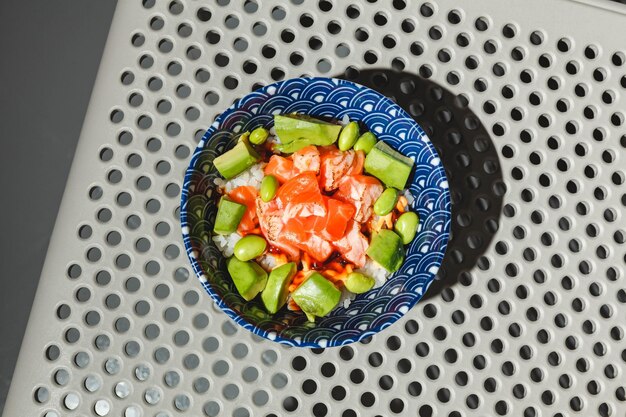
214 197 247 235
274 114 342 153
261 262 297 314
366 229 405 272
213 140 260 179
226 257 268 301
364 141 414 189
291 272 341 322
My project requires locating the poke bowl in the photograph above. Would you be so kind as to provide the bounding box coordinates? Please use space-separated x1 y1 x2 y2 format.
181 77 451 348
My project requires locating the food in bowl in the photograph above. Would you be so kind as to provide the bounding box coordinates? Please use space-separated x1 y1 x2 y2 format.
211 113 419 321
181 77 451 347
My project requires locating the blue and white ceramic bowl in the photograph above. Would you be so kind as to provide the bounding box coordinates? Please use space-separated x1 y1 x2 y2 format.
181 77 451 348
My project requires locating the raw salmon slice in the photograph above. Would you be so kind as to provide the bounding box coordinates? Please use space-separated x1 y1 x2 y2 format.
276 172 326 219
334 175 384 223
282 218 333 262
312 198 356 241
264 155 296 183
347 150 365 175
292 145 321 174
255 197 300 259
333 220 369 268
319 146 356 191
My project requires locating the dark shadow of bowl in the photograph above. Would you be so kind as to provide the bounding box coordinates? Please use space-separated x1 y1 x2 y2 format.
335 69 505 300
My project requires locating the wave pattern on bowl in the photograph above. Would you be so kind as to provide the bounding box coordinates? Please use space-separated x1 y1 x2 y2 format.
181 77 451 347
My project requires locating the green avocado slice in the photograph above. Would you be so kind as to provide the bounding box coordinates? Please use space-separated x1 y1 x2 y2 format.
214 197 247 235
213 140 260 179
366 229 405 272
274 114 341 153
261 262 297 314
227 257 268 301
291 272 341 322
364 141 414 190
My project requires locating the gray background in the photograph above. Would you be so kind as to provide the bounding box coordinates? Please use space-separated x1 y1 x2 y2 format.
0 0 116 413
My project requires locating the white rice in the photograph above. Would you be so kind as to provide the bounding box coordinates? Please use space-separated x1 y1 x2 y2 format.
212 232 242 258
257 254 278 271
267 128 281 146
403 189 415 205
356 258 391 289
214 162 266 193
213 233 279 272
266 133 280 146
341 114 350 126
340 288 356 308
340 258 391 308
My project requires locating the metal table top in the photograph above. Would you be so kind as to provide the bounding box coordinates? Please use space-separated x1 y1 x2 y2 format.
5 0 625 416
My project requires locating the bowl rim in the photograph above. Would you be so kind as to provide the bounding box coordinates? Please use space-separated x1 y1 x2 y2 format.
180 76 451 347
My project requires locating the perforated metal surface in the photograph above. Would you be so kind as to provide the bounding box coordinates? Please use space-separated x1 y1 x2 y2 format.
6 0 626 416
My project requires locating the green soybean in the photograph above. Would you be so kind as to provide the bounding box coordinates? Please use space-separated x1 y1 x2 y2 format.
260 175 279 202
353 132 377 154
374 188 398 216
344 272 375 294
394 211 419 244
338 121 360 151
234 235 267 261
249 127 269 145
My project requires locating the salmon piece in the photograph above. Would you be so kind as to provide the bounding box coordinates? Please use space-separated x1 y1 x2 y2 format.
276 172 322 204
333 220 369 268
312 198 356 241
282 218 333 262
264 155 296 183
319 146 356 192
348 150 365 175
297 233 333 262
256 197 300 259
255 197 282 238
334 175 384 223
276 172 326 219
283 215 316 241
292 145 321 174
228 186 258 233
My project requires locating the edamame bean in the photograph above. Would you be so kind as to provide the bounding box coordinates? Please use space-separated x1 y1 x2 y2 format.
249 127 269 145
394 211 419 244
353 132 377 154
374 188 398 216
260 175 279 202
338 121 359 151
234 235 267 261
344 272 375 294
